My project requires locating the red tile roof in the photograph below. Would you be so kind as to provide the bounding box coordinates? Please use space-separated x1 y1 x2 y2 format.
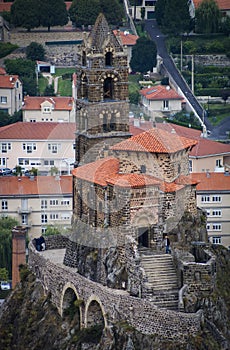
22 96 74 111
156 122 230 157
193 0 230 10
0 67 6 75
0 75 20 89
140 85 183 101
0 175 72 196
0 122 76 140
72 157 120 186
111 128 197 154
113 30 139 46
191 172 230 191
0 2 11 12
73 156 190 193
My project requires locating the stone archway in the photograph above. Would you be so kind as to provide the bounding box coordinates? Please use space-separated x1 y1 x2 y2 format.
132 210 158 249
85 295 107 330
60 283 83 329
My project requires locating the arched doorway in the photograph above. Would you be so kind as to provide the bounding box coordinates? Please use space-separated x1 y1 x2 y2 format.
138 226 149 248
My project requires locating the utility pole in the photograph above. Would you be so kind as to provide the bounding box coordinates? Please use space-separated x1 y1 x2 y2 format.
180 39 183 72
191 54 194 93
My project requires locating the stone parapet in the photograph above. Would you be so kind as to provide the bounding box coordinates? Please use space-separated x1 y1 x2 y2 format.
28 240 202 342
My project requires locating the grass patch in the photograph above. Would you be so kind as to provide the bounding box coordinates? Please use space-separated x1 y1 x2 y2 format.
57 77 72 96
201 103 230 126
38 75 49 95
54 67 76 77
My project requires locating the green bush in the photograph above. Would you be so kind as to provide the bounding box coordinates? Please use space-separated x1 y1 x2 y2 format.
0 43 18 59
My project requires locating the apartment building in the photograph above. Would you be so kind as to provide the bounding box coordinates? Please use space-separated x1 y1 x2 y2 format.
0 175 73 238
22 96 75 123
192 172 230 248
0 122 76 173
0 70 23 115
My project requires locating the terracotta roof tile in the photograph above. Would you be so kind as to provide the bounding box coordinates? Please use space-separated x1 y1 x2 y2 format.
193 0 229 10
0 2 11 12
0 175 72 196
0 122 76 140
72 157 120 186
106 173 160 188
191 172 230 191
113 30 139 46
73 156 190 193
0 67 6 75
140 85 183 100
22 96 74 111
156 123 230 157
111 128 197 154
0 75 20 88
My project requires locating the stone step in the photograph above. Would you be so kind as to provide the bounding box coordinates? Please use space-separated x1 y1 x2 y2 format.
140 251 179 310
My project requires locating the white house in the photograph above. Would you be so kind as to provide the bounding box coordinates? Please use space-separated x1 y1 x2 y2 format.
0 70 23 115
140 84 185 119
0 122 76 174
0 175 73 238
22 96 75 123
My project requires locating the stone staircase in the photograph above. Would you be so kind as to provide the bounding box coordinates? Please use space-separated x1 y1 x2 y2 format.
140 252 179 310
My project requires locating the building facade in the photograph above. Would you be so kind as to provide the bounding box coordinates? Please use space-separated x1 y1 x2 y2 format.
192 172 230 248
0 72 22 115
0 175 73 238
0 122 76 174
22 96 75 123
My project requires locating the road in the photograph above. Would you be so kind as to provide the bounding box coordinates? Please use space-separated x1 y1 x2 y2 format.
144 19 213 134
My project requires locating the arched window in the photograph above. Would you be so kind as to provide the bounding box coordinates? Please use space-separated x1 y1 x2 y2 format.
105 52 113 66
103 77 113 100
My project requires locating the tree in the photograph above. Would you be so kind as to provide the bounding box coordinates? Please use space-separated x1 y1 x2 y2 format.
130 37 157 73
0 217 19 279
221 89 230 105
155 0 191 35
38 0 68 32
11 0 39 31
4 58 37 96
195 0 221 34
26 42 45 61
44 85 55 96
100 0 124 26
69 0 101 27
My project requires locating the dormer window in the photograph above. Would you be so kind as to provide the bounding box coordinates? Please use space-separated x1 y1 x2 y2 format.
105 52 113 66
43 107 51 113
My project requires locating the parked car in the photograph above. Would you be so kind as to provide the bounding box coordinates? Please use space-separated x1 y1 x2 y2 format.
0 281 11 290
0 168 12 176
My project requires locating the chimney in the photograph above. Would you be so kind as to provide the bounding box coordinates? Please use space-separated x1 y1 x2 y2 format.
12 226 26 289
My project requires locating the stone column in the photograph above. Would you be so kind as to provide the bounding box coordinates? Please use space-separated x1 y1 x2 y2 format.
12 226 26 289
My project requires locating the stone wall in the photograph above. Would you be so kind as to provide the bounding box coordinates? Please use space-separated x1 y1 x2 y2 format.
28 240 202 342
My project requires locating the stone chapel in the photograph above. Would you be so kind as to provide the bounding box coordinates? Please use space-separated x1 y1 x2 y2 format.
63 14 207 301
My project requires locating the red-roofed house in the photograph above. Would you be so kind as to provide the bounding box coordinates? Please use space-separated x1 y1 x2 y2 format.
0 72 23 115
190 0 230 17
191 172 230 247
22 96 75 122
0 122 76 173
140 84 185 119
113 30 139 69
0 175 73 238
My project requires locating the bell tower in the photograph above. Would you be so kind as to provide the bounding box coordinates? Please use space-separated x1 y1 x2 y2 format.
75 13 131 165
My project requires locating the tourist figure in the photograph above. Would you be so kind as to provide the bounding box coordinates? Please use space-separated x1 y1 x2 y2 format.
164 235 171 254
35 235 45 251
